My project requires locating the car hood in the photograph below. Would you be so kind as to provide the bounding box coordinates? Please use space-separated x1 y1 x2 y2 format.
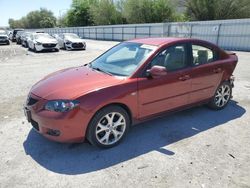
36 38 57 44
31 66 125 100
0 34 8 37
65 37 84 43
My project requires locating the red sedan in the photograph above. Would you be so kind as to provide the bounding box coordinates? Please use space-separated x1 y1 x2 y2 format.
24 38 238 148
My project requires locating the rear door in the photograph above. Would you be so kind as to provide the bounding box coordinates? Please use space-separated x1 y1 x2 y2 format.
188 43 224 103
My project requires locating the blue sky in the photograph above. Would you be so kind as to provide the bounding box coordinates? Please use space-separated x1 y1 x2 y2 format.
0 0 72 26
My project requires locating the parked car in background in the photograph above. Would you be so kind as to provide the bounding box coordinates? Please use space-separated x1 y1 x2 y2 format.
27 33 59 52
21 32 32 48
55 33 86 50
24 37 238 148
16 30 25 44
9 28 24 42
0 30 10 45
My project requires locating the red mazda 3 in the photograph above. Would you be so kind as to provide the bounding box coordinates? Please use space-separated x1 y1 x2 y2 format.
24 38 238 148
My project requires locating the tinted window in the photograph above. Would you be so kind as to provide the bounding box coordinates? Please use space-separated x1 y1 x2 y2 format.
151 44 188 71
192 45 216 66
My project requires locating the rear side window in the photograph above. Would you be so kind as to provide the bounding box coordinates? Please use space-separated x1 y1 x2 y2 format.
192 45 217 66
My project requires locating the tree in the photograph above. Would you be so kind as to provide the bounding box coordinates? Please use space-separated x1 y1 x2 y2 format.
66 0 95 26
57 14 67 27
185 0 250 20
123 0 176 24
90 0 124 25
8 8 56 29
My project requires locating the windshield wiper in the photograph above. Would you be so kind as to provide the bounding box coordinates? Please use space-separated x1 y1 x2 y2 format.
90 65 113 76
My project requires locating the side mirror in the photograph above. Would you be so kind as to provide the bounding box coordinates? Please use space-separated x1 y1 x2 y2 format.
146 65 167 78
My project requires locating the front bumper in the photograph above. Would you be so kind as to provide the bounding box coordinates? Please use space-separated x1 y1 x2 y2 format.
23 93 91 143
65 42 86 50
230 75 235 88
35 43 59 52
0 39 9 44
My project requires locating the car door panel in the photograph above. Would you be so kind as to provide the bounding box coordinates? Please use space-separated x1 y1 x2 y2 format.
189 62 224 103
138 68 192 118
189 44 224 103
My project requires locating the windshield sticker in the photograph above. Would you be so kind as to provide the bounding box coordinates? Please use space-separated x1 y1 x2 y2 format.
141 44 157 50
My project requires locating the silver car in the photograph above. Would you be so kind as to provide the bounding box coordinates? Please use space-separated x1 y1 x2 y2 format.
55 33 86 50
0 30 10 45
27 33 59 52
21 32 32 48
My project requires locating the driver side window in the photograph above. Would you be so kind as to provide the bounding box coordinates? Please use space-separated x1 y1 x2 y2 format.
151 44 188 71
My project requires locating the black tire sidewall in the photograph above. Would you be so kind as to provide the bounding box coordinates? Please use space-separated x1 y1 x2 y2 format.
87 105 130 148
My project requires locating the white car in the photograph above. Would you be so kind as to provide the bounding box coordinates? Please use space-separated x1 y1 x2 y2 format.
27 33 59 52
0 30 10 45
55 33 86 50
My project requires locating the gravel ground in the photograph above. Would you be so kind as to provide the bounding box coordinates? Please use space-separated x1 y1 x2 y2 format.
0 40 249 188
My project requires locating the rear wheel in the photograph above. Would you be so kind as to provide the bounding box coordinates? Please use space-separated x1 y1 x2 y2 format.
87 105 130 148
208 82 232 110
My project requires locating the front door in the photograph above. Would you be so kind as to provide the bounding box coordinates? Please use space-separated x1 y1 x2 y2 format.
138 44 192 118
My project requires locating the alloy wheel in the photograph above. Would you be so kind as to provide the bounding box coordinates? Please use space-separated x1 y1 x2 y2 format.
95 112 126 145
215 84 231 107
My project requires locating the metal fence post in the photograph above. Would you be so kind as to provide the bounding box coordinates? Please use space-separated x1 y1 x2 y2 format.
95 27 97 40
112 27 114 40
122 27 124 41
103 28 105 40
190 24 193 38
135 26 137 38
216 24 222 45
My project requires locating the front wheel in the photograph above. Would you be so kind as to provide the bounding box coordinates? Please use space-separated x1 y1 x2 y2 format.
87 106 130 148
208 82 232 110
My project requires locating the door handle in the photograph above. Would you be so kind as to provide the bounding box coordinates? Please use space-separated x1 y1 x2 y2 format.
213 68 222 73
179 75 190 81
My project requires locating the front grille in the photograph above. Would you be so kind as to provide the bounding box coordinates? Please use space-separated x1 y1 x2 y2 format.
0 36 7 40
31 119 39 131
27 96 38 106
43 43 56 48
72 43 84 48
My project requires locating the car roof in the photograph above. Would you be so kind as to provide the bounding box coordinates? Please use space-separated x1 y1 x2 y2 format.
128 37 204 46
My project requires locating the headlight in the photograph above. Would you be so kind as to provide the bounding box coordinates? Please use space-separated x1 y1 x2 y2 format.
65 40 71 45
45 100 80 112
36 41 42 45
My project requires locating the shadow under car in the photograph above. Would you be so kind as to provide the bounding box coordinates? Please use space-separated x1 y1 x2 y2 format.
23 101 245 175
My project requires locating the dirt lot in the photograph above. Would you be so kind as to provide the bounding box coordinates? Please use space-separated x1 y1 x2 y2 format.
0 40 249 188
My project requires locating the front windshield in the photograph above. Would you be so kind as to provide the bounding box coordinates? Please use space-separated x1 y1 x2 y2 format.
64 33 79 39
34 33 54 40
91 42 157 77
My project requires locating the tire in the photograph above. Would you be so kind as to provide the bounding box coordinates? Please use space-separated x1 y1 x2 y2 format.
33 45 37 52
87 105 130 148
208 82 232 110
